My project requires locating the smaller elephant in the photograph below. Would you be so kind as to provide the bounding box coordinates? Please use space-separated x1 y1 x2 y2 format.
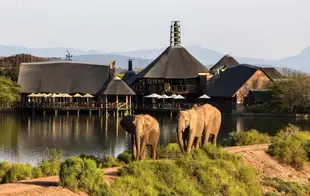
177 108 204 153
120 114 160 160
194 104 222 145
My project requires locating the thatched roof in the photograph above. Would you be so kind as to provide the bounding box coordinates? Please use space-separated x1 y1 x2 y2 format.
18 61 111 94
207 64 263 97
210 54 240 72
261 67 282 80
103 77 135 95
122 70 136 82
127 46 208 84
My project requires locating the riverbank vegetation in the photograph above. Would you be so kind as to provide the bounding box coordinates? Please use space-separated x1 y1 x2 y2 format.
222 124 310 169
0 76 20 108
221 129 271 146
267 73 310 113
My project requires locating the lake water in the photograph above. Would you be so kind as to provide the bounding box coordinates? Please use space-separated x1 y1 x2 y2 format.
1 114 310 165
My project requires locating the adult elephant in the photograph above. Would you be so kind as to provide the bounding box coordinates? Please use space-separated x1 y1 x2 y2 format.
194 104 222 145
120 114 160 160
177 108 205 153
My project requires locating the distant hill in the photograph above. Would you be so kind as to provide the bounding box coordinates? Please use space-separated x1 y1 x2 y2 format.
0 44 309 72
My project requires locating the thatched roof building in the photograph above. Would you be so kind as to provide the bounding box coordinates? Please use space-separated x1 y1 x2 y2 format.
210 54 240 74
18 61 116 94
103 77 135 95
127 46 208 85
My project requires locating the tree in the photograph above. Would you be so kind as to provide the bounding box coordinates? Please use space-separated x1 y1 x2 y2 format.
269 74 310 113
0 76 20 108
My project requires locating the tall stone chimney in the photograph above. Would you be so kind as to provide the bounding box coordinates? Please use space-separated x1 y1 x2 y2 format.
170 21 181 47
109 60 116 79
128 59 133 71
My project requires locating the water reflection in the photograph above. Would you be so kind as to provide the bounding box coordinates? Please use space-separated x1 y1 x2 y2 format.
0 114 309 164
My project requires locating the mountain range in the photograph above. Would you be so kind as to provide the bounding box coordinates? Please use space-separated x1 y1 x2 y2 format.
0 44 309 72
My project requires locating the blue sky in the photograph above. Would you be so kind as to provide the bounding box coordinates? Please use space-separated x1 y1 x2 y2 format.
0 0 309 59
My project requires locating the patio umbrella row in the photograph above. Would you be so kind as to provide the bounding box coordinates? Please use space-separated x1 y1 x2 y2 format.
144 93 211 99
27 93 94 98
144 93 185 99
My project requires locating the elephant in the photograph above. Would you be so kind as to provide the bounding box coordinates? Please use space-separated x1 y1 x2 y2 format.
177 108 205 153
194 104 222 145
120 114 160 160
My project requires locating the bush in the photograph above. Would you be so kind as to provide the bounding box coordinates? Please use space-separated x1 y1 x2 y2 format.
263 177 310 196
0 163 32 183
37 149 63 176
117 150 132 164
156 143 182 159
59 157 108 195
79 154 120 168
221 129 271 146
32 167 43 178
267 124 309 168
111 145 262 196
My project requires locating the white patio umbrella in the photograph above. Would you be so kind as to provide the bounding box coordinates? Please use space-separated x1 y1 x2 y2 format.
144 93 160 98
36 93 44 97
157 94 170 99
174 95 185 99
83 93 94 98
169 94 177 99
51 93 60 98
62 93 72 98
27 93 37 97
199 94 211 99
73 93 83 98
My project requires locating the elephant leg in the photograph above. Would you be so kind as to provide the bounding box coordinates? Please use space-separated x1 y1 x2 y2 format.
186 130 195 153
151 145 156 160
131 134 137 160
183 138 188 152
140 136 148 160
194 137 201 149
212 132 218 146
203 124 212 146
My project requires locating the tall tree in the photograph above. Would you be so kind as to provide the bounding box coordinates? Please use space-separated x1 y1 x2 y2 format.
0 76 20 107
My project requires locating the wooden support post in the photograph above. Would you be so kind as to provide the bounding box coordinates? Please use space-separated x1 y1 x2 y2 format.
43 110 46 116
129 95 132 115
105 95 108 116
67 110 69 116
77 110 80 116
89 109 92 117
55 109 58 117
125 95 128 115
116 95 119 117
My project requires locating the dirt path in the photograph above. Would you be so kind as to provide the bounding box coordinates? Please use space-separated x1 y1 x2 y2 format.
225 144 310 184
0 167 120 196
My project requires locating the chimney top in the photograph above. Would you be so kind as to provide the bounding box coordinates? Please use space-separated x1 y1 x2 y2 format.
109 60 116 69
128 59 133 71
170 21 181 47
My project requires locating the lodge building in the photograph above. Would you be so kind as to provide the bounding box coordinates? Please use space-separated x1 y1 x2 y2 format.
15 21 282 114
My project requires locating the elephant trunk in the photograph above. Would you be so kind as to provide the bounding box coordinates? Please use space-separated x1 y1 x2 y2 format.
135 132 141 161
177 124 185 153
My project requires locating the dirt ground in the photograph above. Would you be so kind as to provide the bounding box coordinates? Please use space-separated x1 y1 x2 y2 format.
0 145 309 195
0 167 119 196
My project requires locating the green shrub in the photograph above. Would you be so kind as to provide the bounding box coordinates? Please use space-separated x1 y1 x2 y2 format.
222 129 271 146
39 160 60 176
117 150 132 164
263 177 310 196
59 157 108 195
112 145 262 196
156 143 182 159
0 162 10 183
267 125 309 168
32 167 43 178
79 154 120 168
101 156 120 168
1 163 32 183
